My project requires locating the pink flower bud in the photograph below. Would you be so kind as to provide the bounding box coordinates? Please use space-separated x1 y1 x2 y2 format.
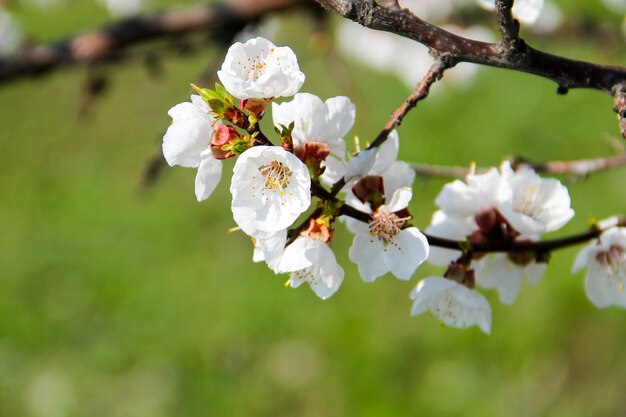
211 124 240 160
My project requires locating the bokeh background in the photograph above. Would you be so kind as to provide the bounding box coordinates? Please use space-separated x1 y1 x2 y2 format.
1 1 625 416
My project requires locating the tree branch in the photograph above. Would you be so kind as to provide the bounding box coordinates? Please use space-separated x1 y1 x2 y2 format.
315 0 626 93
409 153 626 179
0 0 305 85
424 216 626 253
495 0 521 49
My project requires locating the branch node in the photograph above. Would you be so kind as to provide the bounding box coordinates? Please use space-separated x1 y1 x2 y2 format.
556 85 569 95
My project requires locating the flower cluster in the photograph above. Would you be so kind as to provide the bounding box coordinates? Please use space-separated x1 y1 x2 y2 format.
162 36 626 335
163 37 428 301
416 163 575 332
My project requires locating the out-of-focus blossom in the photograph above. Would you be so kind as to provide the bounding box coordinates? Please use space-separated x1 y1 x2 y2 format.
337 20 493 90
474 252 546 305
573 227 626 309
0 8 21 57
477 0 544 25
497 164 574 235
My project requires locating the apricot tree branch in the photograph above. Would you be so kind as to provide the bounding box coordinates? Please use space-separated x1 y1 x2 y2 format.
424 216 626 254
314 0 626 93
495 0 520 48
0 0 305 85
409 153 626 179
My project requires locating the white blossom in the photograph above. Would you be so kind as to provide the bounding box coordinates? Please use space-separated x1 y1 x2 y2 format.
276 236 344 299
348 187 429 282
428 162 574 262
426 210 476 266
435 166 509 218
0 9 21 57
602 0 626 13
343 159 416 234
573 227 626 309
231 146 311 235
162 95 222 201
426 166 505 265
497 165 574 235
337 20 492 89
272 93 355 185
217 37 305 100
474 253 546 305
530 1 563 34
477 0 545 25
344 130 400 181
410 277 492 334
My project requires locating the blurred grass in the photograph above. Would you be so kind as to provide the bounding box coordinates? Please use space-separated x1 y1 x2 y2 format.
1 1 626 416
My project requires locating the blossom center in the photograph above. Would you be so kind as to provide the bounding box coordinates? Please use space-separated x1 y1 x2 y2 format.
290 264 321 285
595 244 626 291
259 160 292 194
240 48 275 82
513 184 544 220
369 209 407 244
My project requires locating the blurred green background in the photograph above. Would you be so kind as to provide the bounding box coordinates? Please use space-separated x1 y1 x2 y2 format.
1 1 625 416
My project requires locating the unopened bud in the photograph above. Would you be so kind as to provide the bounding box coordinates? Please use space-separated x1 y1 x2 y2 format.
295 142 331 178
211 124 241 159
352 176 385 208
241 98 268 117
444 261 476 288
304 218 333 243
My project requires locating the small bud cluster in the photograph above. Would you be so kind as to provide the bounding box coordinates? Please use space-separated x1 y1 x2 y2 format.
162 37 626 335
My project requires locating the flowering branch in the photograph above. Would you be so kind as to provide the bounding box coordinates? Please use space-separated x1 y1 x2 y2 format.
314 0 626 137
159 31 626 332
425 216 626 254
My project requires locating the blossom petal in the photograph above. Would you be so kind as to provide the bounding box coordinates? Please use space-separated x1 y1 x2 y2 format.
194 153 222 201
349 233 390 282
162 99 213 168
387 187 412 213
388 227 429 280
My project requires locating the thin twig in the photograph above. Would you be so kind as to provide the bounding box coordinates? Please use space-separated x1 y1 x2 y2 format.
0 0 305 85
408 153 626 179
495 0 521 50
329 60 450 195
